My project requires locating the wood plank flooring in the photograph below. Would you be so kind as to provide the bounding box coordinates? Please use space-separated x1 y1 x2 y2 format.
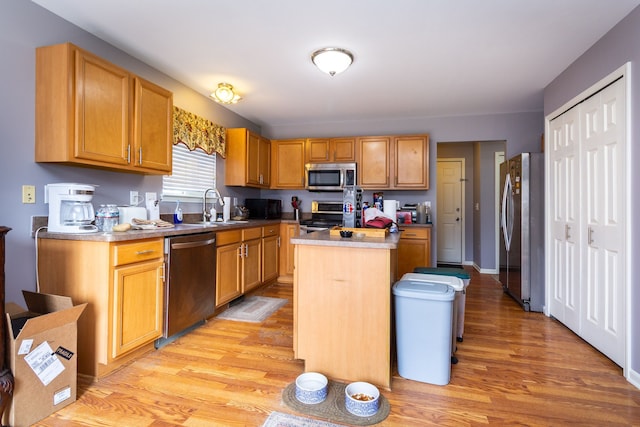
35 269 640 426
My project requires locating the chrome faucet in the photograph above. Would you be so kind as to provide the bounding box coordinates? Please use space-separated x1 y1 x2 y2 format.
202 188 224 222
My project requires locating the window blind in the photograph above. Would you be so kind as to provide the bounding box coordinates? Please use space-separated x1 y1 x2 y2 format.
162 143 216 201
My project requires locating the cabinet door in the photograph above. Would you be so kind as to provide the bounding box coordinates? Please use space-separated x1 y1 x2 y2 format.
272 139 305 189
259 136 271 187
394 135 429 189
133 77 173 173
216 243 242 306
262 234 280 283
306 138 331 162
246 131 261 185
242 238 262 293
332 138 356 162
398 238 431 277
75 48 131 166
279 223 299 281
112 260 164 358
357 137 390 188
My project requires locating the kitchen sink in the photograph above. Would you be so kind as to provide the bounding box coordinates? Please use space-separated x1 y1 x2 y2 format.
179 222 220 228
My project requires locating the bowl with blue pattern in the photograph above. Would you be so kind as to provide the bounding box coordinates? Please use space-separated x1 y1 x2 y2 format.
345 381 380 417
295 372 328 404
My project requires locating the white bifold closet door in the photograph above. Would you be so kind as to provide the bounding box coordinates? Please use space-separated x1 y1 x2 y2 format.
548 76 626 367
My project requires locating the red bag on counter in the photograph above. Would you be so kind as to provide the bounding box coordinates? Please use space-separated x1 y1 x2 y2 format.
365 216 394 229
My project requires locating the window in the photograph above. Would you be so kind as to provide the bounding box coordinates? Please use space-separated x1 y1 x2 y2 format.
162 143 216 201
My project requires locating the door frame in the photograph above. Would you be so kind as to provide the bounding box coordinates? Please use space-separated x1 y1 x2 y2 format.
495 151 505 273
544 62 631 381
436 158 465 265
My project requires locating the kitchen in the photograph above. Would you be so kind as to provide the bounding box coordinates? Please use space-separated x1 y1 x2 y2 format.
1 0 640 425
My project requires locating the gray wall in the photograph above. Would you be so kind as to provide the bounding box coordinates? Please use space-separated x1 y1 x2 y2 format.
543 5 640 384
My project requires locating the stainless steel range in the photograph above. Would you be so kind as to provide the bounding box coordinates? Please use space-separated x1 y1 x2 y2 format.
299 201 343 233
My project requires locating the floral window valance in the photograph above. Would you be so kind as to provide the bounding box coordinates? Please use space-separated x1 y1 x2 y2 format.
173 106 226 157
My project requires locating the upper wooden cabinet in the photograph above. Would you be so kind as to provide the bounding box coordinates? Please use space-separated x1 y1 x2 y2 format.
357 136 391 188
35 42 172 174
357 134 429 190
271 139 306 189
226 128 271 188
306 138 356 163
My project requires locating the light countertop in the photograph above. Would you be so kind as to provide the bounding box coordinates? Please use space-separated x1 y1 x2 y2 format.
291 229 401 249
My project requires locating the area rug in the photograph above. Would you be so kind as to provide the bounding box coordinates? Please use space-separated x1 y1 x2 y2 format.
262 411 348 427
216 296 287 322
282 381 390 426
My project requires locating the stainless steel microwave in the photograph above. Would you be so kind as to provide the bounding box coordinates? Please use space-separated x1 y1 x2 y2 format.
305 162 357 191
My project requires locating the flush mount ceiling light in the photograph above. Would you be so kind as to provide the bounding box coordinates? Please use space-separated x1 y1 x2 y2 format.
210 83 242 104
311 47 354 76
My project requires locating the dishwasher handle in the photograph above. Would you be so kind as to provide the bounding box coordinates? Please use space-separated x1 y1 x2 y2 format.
170 238 216 250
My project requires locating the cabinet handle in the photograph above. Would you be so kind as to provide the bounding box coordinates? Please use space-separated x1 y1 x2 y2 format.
565 224 571 240
126 145 131 164
135 249 155 255
588 226 594 245
237 245 243 258
404 233 417 237
277 236 281 247
244 243 249 257
138 147 143 165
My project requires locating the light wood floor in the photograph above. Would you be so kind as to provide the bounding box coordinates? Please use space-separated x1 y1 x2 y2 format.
36 269 640 426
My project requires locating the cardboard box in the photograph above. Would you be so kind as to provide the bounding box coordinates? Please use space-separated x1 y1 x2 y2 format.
4 291 87 427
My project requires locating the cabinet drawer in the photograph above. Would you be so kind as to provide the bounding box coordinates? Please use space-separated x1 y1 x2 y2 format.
242 227 262 240
262 225 279 237
399 227 430 240
217 230 242 246
113 239 163 266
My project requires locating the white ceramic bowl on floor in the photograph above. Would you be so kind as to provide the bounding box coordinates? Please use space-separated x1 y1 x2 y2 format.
295 372 328 404
345 381 380 417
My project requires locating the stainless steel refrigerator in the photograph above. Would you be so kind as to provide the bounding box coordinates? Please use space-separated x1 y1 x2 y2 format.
499 152 545 312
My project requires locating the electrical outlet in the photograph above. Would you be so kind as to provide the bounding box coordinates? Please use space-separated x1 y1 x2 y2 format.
22 185 35 204
130 190 139 206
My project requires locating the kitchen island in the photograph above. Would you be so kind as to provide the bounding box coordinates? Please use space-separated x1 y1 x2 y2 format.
291 230 400 390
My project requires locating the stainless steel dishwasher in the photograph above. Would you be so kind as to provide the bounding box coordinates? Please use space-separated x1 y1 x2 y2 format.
157 231 216 347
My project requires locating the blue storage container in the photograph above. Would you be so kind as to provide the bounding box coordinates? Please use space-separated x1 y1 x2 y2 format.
392 279 455 385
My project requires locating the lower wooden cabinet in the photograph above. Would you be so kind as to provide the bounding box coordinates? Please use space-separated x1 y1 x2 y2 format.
262 225 280 283
397 226 432 277
215 227 266 306
112 259 164 358
216 230 243 306
37 238 164 378
278 222 299 283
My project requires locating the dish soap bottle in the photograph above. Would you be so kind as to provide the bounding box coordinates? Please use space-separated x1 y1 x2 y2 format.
174 201 183 224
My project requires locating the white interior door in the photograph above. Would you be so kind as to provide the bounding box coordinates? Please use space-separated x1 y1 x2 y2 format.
547 73 626 368
548 107 581 333
437 159 463 263
579 79 626 366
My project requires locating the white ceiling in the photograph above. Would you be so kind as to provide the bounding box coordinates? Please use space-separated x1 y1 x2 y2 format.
33 0 640 128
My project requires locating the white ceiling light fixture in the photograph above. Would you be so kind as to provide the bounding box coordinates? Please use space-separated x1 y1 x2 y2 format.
311 47 354 76
211 83 242 104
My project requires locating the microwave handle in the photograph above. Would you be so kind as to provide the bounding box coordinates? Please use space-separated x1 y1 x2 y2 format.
340 170 344 187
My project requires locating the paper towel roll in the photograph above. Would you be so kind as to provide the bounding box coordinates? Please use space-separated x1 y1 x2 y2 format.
383 200 398 218
223 197 231 222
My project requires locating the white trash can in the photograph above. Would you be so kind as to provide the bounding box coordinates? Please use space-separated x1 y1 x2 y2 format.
393 279 455 385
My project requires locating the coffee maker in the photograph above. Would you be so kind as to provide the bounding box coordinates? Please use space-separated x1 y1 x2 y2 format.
45 183 97 233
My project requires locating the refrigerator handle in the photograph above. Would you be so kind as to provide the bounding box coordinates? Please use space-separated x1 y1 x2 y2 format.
501 173 512 251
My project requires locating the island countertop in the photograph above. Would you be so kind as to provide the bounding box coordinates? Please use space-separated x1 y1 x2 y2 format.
290 229 401 249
